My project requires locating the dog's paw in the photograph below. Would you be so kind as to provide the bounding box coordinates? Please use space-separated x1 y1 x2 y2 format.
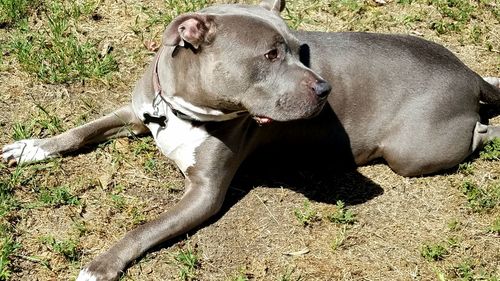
76 269 98 281
77 256 124 281
484 77 500 88
1 139 54 165
77 267 121 281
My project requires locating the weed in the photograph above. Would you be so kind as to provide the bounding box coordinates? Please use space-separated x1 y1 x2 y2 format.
0 192 17 218
430 0 475 22
145 0 214 27
489 217 500 235
0 164 21 217
231 273 250 281
331 226 347 251
436 271 446 281
457 162 474 175
279 267 303 281
430 19 459 34
446 236 460 248
480 138 500 161
11 122 31 140
9 0 117 83
110 194 126 210
453 260 475 280
39 186 80 207
41 236 80 261
11 105 64 140
131 206 146 226
470 25 483 44
233 276 249 281
460 181 499 212
0 0 35 26
426 0 476 35
0 231 19 280
421 242 448 261
402 13 423 27
174 244 200 281
294 200 319 227
447 219 461 231
132 138 156 155
0 164 22 278
327 201 356 225
72 221 88 237
144 158 157 173
330 0 367 15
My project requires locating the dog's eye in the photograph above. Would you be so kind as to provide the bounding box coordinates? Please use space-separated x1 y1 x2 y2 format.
265 49 279 61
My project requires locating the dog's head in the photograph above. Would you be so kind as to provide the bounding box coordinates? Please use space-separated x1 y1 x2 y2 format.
161 0 331 124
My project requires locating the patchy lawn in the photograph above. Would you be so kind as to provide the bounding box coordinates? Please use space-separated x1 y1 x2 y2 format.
0 0 499 280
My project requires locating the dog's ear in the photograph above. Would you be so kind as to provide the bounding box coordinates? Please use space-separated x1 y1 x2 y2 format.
163 14 215 49
259 0 286 14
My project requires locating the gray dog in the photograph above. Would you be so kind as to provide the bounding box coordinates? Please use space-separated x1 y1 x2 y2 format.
2 0 500 280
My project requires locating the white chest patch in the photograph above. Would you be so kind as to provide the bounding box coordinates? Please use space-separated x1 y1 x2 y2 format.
134 100 209 173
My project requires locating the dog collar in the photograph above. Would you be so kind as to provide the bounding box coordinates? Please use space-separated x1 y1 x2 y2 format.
151 47 247 124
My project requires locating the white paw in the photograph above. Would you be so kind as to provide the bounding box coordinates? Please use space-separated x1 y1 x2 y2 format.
484 77 500 88
2 139 53 165
76 268 98 281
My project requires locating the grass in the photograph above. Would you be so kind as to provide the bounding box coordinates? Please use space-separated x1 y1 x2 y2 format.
230 269 250 281
174 244 200 281
450 259 500 281
293 200 319 226
489 217 500 235
38 186 80 208
327 200 356 225
279 268 303 281
421 242 449 262
331 226 348 251
0 0 499 280
427 0 476 34
447 219 461 231
0 228 19 280
40 236 80 262
457 162 474 175
0 0 35 27
5 0 117 84
420 237 462 262
480 138 500 161
460 181 499 213
0 166 20 218
110 194 126 210
11 105 63 140
0 164 23 279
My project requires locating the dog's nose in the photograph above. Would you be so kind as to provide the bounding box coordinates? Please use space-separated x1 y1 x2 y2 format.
313 81 332 98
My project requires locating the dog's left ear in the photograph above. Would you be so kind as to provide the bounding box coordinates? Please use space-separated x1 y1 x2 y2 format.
259 0 286 14
163 13 215 49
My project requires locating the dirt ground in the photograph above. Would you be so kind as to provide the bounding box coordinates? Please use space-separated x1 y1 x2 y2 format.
0 0 499 280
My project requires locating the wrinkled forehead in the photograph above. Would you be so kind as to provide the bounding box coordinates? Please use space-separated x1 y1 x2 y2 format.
200 4 297 45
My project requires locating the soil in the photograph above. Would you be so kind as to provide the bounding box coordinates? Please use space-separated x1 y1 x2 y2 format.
0 0 499 280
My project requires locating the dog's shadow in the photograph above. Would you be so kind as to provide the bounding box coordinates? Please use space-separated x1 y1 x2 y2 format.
144 155 383 263
227 162 383 208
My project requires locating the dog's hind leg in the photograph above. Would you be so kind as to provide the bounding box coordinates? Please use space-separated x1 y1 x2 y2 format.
2 105 148 165
471 122 500 153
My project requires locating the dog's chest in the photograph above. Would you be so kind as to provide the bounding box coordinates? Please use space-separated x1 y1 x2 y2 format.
135 101 209 173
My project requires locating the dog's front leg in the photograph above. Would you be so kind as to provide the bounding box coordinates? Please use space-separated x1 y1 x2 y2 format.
2 105 148 165
77 140 240 281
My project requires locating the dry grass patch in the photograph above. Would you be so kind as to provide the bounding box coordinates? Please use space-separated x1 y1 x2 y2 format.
0 0 499 280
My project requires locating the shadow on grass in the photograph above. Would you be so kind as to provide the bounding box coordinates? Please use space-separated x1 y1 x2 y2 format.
143 155 384 270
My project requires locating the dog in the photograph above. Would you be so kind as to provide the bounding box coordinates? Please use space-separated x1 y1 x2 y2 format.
2 0 500 280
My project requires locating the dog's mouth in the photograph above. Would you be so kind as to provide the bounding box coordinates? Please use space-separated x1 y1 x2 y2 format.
252 115 274 125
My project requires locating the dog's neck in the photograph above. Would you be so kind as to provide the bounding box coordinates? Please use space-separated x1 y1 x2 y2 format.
153 46 247 123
